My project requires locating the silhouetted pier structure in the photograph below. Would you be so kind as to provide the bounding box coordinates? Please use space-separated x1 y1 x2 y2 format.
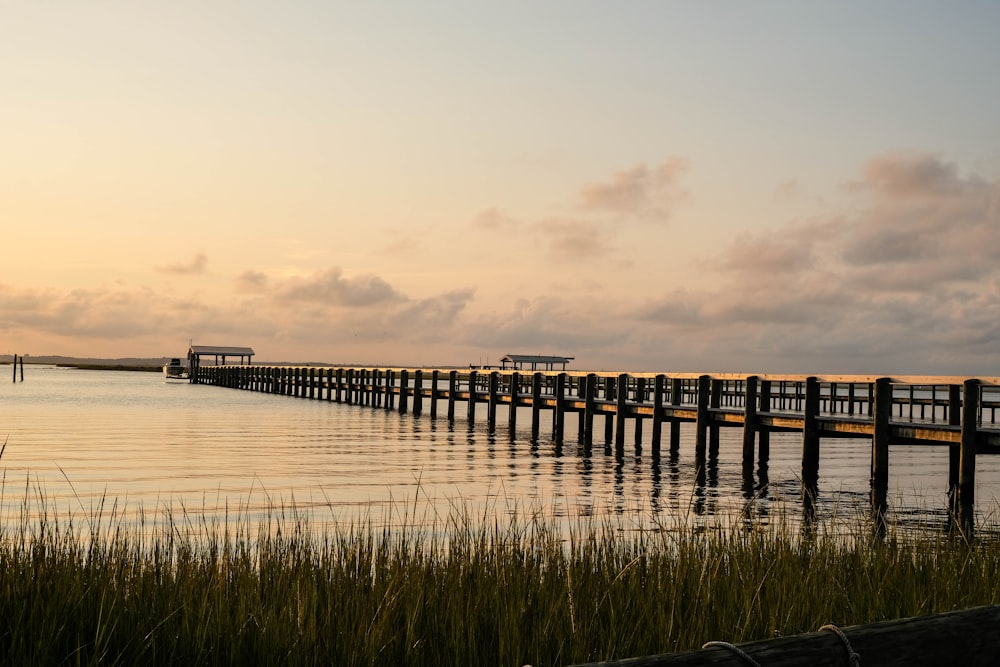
191 365 1000 535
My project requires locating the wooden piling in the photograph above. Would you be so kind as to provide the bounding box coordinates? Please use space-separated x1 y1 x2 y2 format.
583 373 596 445
615 373 628 448
488 371 499 431
758 379 771 464
467 370 478 424
709 378 722 459
802 377 821 485
742 376 759 472
670 377 682 453
695 375 710 458
872 377 892 529
948 384 961 519
413 370 423 417
531 372 542 439
447 371 457 421
508 372 519 432
554 373 566 442
959 378 980 536
430 370 440 418
651 374 665 455
398 370 409 414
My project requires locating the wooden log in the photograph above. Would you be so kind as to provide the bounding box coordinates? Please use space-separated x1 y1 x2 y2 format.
872 377 891 531
568 604 1000 667
959 378 980 536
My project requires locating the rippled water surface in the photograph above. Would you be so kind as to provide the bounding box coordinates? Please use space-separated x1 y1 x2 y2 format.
3 366 1000 534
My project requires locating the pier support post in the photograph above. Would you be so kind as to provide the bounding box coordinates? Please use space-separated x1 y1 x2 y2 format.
603 376 615 445
346 369 355 405
554 373 566 443
651 375 665 455
583 373 596 445
634 377 645 452
508 372 520 433
959 378 980 537
695 375 711 459
872 377 892 533
670 377 682 453
308 368 316 399
413 370 423 417
399 370 409 414
430 370 440 418
488 371 499 431
742 376 759 474
447 371 457 421
615 373 628 449
531 373 542 439
947 384 961 521
467 371 478 424
709 379 722 459
802 377 821 521
758 380 771 464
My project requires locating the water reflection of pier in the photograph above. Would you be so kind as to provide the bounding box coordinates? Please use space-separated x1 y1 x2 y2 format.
194 366 1000 535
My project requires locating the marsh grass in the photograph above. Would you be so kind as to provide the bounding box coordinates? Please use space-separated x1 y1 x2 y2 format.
3 483 1000 666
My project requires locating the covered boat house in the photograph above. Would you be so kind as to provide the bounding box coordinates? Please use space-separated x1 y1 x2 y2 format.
187 345 255 383
499 354 574 371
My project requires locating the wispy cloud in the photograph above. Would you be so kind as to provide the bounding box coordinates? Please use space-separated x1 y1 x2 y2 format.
156 253 208 275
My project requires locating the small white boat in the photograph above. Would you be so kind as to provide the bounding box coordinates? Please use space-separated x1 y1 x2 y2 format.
163 358 188 379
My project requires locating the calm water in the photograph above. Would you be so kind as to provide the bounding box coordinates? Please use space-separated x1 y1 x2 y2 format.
2 365 1000 535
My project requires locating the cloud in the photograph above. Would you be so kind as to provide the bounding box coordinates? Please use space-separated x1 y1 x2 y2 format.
470 206 519 230
156 253 208 275
534 218 612 260
273 268 405 307
235 270 268 292
577 157 690 221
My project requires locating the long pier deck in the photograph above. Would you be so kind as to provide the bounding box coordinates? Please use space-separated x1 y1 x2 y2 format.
193 365 1000 534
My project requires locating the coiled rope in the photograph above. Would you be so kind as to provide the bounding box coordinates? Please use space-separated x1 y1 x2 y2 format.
703 623 860 666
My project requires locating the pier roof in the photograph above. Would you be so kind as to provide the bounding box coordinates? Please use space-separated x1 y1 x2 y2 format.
500 354 574 371
188 345 255 365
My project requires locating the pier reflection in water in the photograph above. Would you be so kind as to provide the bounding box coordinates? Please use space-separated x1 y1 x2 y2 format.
0 366 993 538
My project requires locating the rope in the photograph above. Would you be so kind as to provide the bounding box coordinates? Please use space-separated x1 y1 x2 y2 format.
701 641 763 667
820 624 861 667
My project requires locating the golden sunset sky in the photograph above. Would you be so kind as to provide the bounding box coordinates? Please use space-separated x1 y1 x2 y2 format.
4 2 1000 373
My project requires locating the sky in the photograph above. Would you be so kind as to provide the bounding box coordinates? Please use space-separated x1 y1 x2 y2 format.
3 1 1000 374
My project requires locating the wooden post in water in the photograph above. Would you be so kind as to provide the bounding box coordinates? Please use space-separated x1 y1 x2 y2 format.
742 376 759 473
872 377 892 532
554 373 566 443
398 369 409 414
709 378 722 459
413 370 423 417
12 355 16 382
508 372 520 432
467 370 478 424
634 377 645 451
948 384 962 520
430 370 440 419
959 378 980 537
758 379 771 464
308 368 316 399
615 374 628 449
651 374 665 455
583 373 596 445
487 371 499 431
345 369 354 405
604 376 615 445
802 377 821 520
695 375 710 459
670 377 682 453
531 372 542 439
447 371 457 421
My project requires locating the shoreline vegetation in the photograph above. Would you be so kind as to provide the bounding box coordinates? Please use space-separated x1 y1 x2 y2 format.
2 488 1000 666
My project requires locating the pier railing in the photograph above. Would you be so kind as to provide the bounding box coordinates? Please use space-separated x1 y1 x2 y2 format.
192 366 1000 535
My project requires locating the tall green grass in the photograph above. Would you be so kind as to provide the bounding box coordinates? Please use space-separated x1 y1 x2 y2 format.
2 486 1000 666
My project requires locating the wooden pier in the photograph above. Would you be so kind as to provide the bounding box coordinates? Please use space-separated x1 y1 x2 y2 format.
192 365 1000 535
